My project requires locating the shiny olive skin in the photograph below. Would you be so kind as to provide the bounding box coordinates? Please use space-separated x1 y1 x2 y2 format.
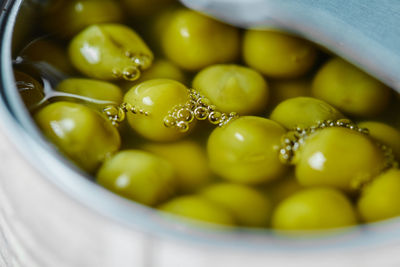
35 101 121 173
312 58 391 117
272 187 357 230
21 39 74 74
56 78 123 105
201 183 272 227
141 140 211 193
69 23 153 81
97 150 176 206
358 121 400 160
243 30 318 78
357 169 400 222
192 64 269 115
269 78 311 108
162 9 240 71
295 127 386 191
123 79 190 141
159 195 235 226
270 97 344 129
207 116 288 184
14 70 44 108
44 0 124 38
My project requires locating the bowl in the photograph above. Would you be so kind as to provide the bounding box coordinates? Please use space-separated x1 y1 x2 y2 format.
1 1 400 266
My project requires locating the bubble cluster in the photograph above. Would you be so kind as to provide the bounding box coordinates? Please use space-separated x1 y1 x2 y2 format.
163 89 239 132
103 102 148 126
112 52 152 81
278 118 398 171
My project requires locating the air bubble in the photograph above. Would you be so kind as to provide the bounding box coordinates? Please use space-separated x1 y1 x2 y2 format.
112 68 121 78
177 108 194 122
103 105 119 117
132 54 152 69
194 106 209 120
208 111 222 124
176 121 189 132
122 66 140 81
164 115 176 128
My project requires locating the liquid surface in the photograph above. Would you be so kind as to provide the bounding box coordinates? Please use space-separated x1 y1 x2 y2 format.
12 0 400 231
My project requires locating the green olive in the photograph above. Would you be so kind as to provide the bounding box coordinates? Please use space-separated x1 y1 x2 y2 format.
312 58 391 117
207 116 288 184
69 23 153 81
119 59 186 91
358 121 400 160
21 39 74 74
141 140 211 193
123 79 190 141
272 187 357 230
159 195 235 226
201 183 272 227
35 101 121 173
56 78 123 106
97 150 176 206
270 97 344 129
192 64 269 115
243 30 318 78
162 9 240 71
44 0 124 38
269 78 311 108
295 127 386 191
14 70 44 108
357 169 400 222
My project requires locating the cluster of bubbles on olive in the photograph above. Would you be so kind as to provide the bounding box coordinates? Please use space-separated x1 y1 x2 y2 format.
279 118 399 183
112 52 153 82
102 88 239 130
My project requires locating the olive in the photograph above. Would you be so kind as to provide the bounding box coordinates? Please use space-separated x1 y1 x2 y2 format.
141 140 211 193
56 78 123 105
358 121 400 160
192 64 269 115
243 30 318 78
207 116 288 184
35 101 121 173
270 97 344 129
162 9 240 71
69 23 153 81
201 183 272 227
14 70 45 108
123 79 190 141
159 195 235 226
312 58 391 117
295 127 386 191
272 187 357 230
357 169 400 222
44 0 124 38
97 150 176 206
